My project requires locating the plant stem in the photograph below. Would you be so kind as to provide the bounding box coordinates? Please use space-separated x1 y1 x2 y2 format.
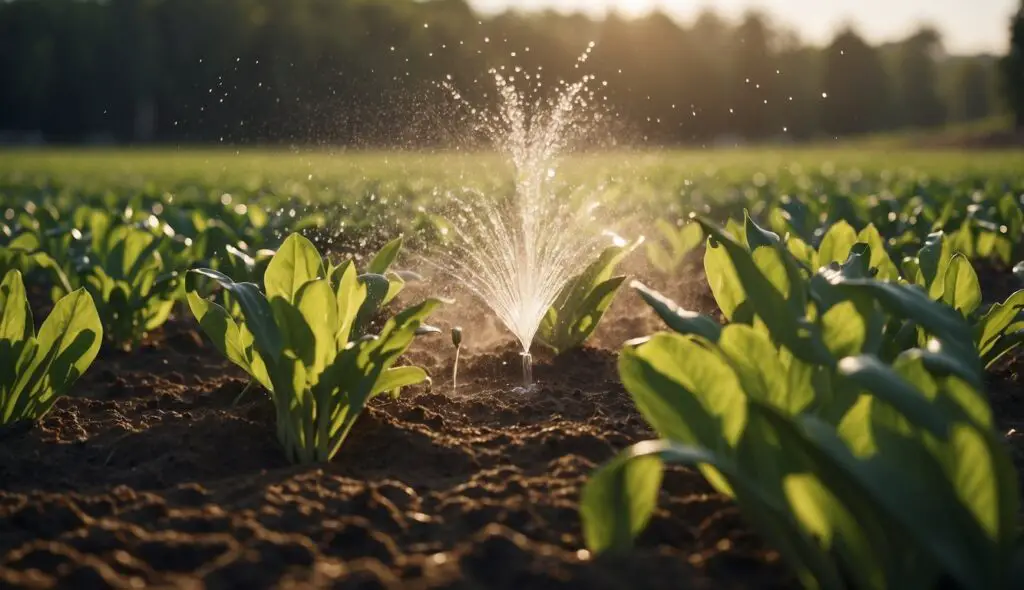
452 345 461 392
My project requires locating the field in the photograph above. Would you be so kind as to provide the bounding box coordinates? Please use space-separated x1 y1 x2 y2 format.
1 148 1023 589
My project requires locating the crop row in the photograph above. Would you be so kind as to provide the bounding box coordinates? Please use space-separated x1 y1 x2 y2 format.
2 159 1024 588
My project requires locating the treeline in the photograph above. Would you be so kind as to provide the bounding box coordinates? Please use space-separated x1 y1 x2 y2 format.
0 0 1013 145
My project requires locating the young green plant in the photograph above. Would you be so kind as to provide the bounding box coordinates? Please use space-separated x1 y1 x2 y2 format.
580 215 1020 590
83 225 180 349
187 233 440 464
451 326 463 392
537 236 642 354
1 270 103 425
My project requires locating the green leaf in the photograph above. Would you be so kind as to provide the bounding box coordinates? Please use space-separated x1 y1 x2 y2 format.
703 235 745 321
8 288 102 422
619 333 747 450
768 407 999 590
0 270 32 343
716 324 797 413
382 270 405 306
917 231 951 299
786 236 818 271
294 279 338 376
631 281 721 342
645 241 674 274
826 277 978 372
975 290 1024 361
942 254 982 317
835 355 952 439
539 239 639 353
817 220 858 267
856 224 899 281
186 291 260 383
820 301 867 359
354 273 391 335
366 236 403 275
982 330 1024 369
744 210 781 250
580 439 845 590
371 365 429 397
333 260 366 346
698 218 833 366
264 233 326 303
189 268 282 363
579 441 668 554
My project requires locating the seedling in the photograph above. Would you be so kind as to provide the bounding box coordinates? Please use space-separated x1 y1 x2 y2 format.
1 270 102 425
187 233 440 464
537 236 643 354
451 326 463 392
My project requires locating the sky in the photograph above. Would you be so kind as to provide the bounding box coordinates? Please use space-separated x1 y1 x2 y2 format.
469 0 1018 55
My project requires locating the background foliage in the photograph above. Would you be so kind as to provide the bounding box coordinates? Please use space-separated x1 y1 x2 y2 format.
1 0 1021 146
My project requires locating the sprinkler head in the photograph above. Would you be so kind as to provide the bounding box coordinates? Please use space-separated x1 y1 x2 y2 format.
451 326 463 348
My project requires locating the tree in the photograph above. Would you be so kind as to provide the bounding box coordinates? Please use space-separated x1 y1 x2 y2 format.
955 60 995 122
821 27 891 136
1002 1 1024 128
895 27 946 128
730 12 777 139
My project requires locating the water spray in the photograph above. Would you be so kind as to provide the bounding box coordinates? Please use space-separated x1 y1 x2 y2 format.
427 48 611 388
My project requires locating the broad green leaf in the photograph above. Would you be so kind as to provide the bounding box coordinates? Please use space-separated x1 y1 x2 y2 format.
10 289 102 421
890 350 992 432
295 279 338 376
752 246 791 299
786 236 818 270
371 365 429 397
382 271 405 306
836 355 951 439
186 291 258 382
354 273 391 334
982 330 1024 369
539 239 640 353
699 218 833 366
716 324 795 413
366 236 403 274
579 441 668 554
619 333 747 450
631 281 721 342
902 256 922 285
725 217 747 247
772 409 998 590
975 290 1024 360
744 210 781 250
817 220 858 267
265 233 325 303
856 224 900 281
782 473 886 590
674 222 704 257
820 301 867 359
645 241 674 274
917 231 951 299
0 270 32 342
703 235 745 321
580 439 845 590
332 260 366 345
189 268 282 363
270 296 317 369
826 277 978 371
942 254 982 317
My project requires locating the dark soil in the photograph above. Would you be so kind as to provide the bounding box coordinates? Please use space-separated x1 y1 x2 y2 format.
1 258 1020 590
